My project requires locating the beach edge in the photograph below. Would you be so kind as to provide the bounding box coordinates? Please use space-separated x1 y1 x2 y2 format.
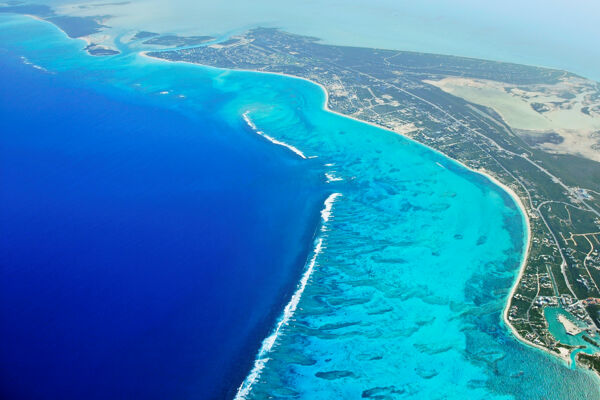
141 49 600 382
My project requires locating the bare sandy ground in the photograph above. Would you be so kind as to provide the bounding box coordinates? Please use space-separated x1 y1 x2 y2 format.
425 76 600 162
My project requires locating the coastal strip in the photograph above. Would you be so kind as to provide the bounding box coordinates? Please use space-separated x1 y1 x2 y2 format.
225 65 557 380
16 13 115 55
19 14 96 52
234 193 342 400
139 49 563 369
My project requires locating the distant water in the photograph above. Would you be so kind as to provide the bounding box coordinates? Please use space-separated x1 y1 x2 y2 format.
39 0 600 81
1 14 599 400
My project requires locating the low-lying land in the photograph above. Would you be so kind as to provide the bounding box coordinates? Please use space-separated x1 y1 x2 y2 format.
0 2 214 55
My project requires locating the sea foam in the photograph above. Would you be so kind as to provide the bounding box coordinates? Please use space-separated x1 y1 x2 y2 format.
20 56 48 72
242 111 307 159
325 172 343 183
234 192 342 400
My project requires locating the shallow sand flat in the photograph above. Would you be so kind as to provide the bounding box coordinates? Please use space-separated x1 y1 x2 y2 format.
425 77 600 162
558 314 582 336
540 129 600 162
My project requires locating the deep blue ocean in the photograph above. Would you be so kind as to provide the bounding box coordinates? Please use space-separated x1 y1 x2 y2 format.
0 30 325 399
1 13 599 400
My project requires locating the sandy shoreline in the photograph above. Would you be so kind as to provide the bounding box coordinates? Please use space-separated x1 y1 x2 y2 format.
140 51 558 362
21 14 96 50
322 84 579 367
144 51 600 378
142 52 597 374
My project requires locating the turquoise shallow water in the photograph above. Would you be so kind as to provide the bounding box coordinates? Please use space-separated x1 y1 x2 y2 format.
225 78 600 399
545 307 600 368
1 14 600 399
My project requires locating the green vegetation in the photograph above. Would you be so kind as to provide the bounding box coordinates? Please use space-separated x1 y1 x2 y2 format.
578 352 600 376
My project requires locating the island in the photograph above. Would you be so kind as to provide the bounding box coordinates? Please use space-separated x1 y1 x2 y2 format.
0 3 120 56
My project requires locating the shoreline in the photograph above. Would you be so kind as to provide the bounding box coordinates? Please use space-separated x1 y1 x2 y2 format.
140 51 576 367
21 14 97 52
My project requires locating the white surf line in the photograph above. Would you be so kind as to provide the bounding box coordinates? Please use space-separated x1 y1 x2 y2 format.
234 192 342 400
320 192 341 224
241 111 307 159
325 172 343 183
20 56 48 72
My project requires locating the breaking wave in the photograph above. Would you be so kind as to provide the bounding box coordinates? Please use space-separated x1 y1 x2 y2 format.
234 192 342 399
242 111 307 159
